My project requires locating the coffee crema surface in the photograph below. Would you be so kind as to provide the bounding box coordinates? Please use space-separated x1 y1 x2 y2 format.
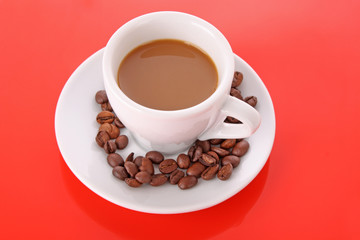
117 39 218 110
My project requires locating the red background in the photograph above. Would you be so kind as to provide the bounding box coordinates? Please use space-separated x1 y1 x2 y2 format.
1 0 359 239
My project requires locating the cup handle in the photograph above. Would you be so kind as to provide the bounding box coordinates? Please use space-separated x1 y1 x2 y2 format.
198 95 261 140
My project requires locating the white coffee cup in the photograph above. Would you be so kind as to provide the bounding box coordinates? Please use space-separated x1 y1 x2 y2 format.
103 11 261 154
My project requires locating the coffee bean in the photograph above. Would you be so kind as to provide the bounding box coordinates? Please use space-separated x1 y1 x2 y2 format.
133 156 144 167
135 171 152 184
96 111 115 124
217 163 233 180
145 151 164 164
222 155 241 168
188 145 196 159
107 153 124 167
178 176 197 190
220 139 236 149
210 146 230 157
196 140 211 152
104 140 117 154
112 166 128 180
99 122 112 133
114 117 125 128
186 162 206 178
150 174 168 186
124 161 138 177
232 71 243 88
115 135 128 149
95 90 108 104
125 178 142 188
209 139 223 145
99 123 120 139
159 159 178 174
225 116 241 123
177 153 190 169
201 164 220 180
200 153 217 166
139 157 154 175
192 146 203 162
169 169 185 185
95 131 110 147
230 87 243 100
207 151 219 163
232 140 249 157
125 152 134 162
244 96 257 108
101 102 113 112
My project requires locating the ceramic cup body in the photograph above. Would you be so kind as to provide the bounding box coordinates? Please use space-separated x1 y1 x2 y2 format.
103 11 261 154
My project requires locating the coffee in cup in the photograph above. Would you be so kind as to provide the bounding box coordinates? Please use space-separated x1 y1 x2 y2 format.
117 39 218 111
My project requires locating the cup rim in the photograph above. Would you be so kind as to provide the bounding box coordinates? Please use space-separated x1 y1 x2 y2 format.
103 11 234 118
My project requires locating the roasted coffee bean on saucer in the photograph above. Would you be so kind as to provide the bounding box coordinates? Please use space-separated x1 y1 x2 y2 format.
95 90 108 104
145 151 164 164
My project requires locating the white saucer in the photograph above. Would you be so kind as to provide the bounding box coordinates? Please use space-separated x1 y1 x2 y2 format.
55 48 275 214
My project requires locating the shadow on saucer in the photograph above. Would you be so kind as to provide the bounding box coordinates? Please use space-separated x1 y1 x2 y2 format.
60 155 270 239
